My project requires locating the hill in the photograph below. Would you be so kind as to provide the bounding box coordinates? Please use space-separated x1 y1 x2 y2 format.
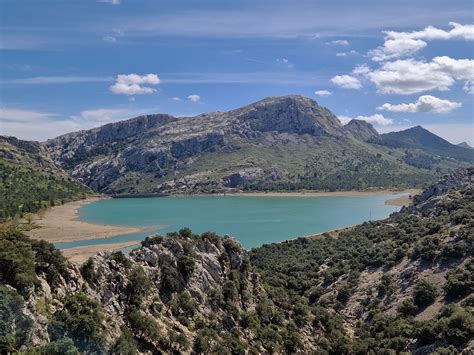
371 126 474 165
42 96 469 195
0 136 91 221
458 142 473 149
0 168 472 353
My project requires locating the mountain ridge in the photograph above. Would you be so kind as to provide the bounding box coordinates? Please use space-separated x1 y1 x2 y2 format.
2 96 471 195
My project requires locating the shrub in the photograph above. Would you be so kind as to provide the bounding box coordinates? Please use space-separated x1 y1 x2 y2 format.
397 299 417 316
177 255 195 282
0 285 33 353
127 267 153 306
49 293 105 352
443 261 473 299
412 280 437 308
0 230 37 296
31 338 79 355
110 330 138 355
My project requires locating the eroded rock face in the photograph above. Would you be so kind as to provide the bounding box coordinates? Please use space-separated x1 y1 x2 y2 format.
43 96 348 194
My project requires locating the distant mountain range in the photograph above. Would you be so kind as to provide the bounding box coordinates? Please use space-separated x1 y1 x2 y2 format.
1 96 472 196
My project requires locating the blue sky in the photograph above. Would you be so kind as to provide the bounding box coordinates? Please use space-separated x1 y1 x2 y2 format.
1 0 473 144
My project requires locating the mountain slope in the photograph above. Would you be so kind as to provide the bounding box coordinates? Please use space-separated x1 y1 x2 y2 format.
373 126 474 163
0 136 91 221
43 96 463 194
1 168 472 353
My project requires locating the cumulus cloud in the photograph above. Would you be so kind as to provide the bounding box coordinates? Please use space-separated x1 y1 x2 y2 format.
369 22 474 61
330 75 362 89
187 94 201 102
365 56 474 94
314 90 332 97
172 97 181 101
337 114 393 126
378 95 462 114
109 74 160 95
353 114 393 126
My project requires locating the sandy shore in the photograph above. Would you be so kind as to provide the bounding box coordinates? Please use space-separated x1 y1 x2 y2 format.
222 189 420 199
62 241 140 264
25 197 154 244
384 194 416 207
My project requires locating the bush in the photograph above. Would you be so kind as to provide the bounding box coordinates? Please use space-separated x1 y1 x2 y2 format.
397 299 417 316
0 230 37 296
443 261 473 299
0 285 33 353
177 255 195 282
31 338 79 355
110 330 138 355
127 267 152 306
412 280 437 308
48 293 104 352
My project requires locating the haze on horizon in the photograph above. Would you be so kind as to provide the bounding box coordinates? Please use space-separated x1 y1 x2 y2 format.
0 0 473 145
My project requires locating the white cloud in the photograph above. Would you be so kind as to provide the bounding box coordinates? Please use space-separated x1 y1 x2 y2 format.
172 97 181 101
366 56 474 94
314 90 332 97
369 22 474 61
369 38 427 62
337 116 352 125
328 39 349 46
354 114 393 126
109 73 160 95
0 107 55 123
352 64 371 76
0 106 148 141
98 0 121 4
336 50 359 57
464 80 474 94
339 114 393 126
187 94 201 102
378 95 462 114
330 75 362 89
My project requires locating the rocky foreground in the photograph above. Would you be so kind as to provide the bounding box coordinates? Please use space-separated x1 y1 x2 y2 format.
0 168 472 354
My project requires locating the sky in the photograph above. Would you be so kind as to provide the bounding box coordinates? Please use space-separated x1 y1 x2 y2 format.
0 0 473 145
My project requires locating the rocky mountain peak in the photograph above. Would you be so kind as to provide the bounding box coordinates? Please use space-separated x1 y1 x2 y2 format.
343 119 379 142
227 95 344 137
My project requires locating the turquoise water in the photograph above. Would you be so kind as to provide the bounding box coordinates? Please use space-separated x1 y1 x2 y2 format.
56 194 402 250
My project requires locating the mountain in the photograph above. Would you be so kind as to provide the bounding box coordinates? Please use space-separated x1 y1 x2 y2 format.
43 95 467 195
0 136 91 221
343 119 379 142
1 168 472 353
458 142 473 149
373 126 474 163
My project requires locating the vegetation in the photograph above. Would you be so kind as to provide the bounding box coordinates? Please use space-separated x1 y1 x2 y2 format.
0 159 90 222
0 169 472 353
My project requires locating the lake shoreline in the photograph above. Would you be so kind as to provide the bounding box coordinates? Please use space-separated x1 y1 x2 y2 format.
26 189 418 262
25 197 155 244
